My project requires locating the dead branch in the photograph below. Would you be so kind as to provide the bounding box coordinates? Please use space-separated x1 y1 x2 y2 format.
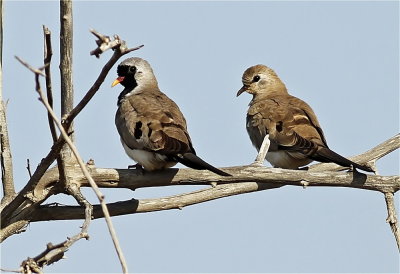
13 134 398 224
0 100 15 202
384 192 400 251
15 56 129 272
0 0 14 203
33 182 283 221
43 26 57 143
1 30 143 232
21 185 91 273
63 29 143 126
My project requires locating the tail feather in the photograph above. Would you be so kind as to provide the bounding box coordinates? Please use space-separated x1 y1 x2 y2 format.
313 147 373 172
175 153 231 176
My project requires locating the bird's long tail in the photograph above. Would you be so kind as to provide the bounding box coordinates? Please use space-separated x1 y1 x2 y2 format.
175 153 231 176
313 147 373 172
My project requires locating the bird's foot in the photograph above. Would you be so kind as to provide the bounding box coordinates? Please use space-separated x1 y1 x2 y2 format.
128 163 145 175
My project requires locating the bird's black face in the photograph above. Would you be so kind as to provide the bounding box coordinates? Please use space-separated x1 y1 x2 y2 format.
112 65 138 89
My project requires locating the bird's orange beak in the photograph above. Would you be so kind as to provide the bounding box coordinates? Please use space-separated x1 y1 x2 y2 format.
236 86 248 97
111 76 125 87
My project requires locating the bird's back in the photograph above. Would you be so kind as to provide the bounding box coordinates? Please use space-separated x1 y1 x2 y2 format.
116 88 194 155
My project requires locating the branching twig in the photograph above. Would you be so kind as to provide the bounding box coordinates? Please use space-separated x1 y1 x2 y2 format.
14 57 128 273
21 185 92 272
89 29 144 58
1 31 143 229
384 192 400 251
63 30 143 126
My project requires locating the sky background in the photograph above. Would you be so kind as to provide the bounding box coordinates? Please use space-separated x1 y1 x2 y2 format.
1 0 399 273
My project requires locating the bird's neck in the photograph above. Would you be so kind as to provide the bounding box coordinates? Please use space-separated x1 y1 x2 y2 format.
252 85 289 101
117 83 160 106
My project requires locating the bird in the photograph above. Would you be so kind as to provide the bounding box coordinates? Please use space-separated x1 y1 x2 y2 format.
111 57 230 176
236 64 373 172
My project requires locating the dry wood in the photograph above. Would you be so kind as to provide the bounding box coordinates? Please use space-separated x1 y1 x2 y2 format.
0 0 15 202
384 192 400 251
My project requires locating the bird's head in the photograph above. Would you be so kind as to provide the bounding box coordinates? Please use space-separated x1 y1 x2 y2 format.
112 57 158 90
236 64 287 97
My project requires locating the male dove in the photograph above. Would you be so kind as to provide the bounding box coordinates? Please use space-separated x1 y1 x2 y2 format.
237 64 373 172
112 57 230 176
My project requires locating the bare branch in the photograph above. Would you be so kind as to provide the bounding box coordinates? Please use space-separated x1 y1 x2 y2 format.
0 100 15 201
32 59 128 273
89 29 144 58
64 30 143 126
60 0 74 124
0 0 14 203
1 32 143 229
21 185 92 272
384 192 400 251
42 25 57 143
33 182 283 221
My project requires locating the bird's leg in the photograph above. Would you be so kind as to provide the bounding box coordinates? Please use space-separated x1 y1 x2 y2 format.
128 163 144 175
252 134 270 166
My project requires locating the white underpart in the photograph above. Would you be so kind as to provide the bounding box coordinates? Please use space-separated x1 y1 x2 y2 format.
121 139 177 171
266 151 313 169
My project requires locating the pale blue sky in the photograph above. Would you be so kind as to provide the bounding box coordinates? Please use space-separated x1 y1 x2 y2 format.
1 1 399 273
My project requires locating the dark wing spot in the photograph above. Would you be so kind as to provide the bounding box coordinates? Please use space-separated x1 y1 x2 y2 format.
276 121 283 132
164 111 174 119
134 121 143 139
147 122 152 137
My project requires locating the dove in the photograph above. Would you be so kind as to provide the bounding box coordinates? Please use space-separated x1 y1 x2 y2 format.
237 64 373 172
112 57 230 176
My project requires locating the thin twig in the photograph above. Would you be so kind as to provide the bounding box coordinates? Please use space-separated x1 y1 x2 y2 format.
21 185 92 272
26 159 32 178
42 25 57 143
1 33 143 227
19 58 128 273
0 267 21 273
64 30 143 126
384 192 400 252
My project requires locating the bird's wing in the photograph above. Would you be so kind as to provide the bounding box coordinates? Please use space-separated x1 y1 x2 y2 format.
248 94 326 155
248 94 372 172
115 90 194 155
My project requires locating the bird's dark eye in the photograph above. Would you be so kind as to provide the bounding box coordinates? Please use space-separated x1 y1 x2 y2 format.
253 75 260 82
129 66 136 73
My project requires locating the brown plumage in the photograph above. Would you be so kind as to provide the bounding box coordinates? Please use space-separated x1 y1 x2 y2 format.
237 64 373 172
112 57 230 176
